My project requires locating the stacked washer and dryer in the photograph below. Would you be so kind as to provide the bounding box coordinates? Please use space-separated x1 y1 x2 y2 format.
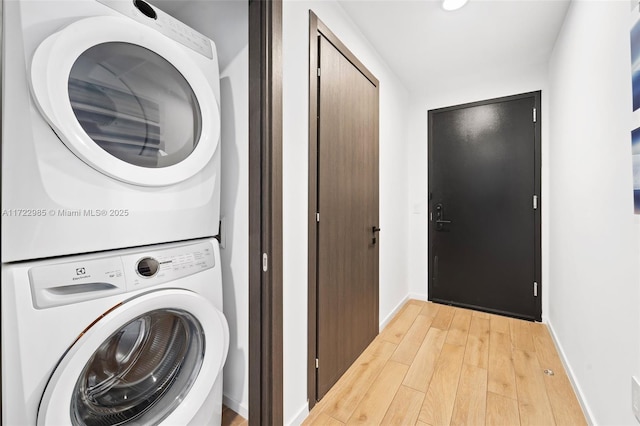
1 0 229 424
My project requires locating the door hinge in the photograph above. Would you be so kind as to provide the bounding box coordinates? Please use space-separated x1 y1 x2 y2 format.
534 281 538 297
533 108 537 123
533 195 538 210
315 358 319 369
262 253 268 272
317 68 321 77
316 212 320 222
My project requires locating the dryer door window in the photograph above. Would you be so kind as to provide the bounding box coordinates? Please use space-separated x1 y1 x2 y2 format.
30 16 220 187
71 309 204 425
68 43 202 169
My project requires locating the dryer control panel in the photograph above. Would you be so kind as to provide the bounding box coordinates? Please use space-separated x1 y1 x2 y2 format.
29 240 215 309
97 0 214 59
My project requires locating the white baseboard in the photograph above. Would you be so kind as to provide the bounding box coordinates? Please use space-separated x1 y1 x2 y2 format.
223 394 249 421
546 320 596 425
408 292 428 302
287 401 310 426
380 295 409 331
379 293 428 332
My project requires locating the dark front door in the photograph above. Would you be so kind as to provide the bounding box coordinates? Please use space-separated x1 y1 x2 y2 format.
314 28 380 399
428 92 541 321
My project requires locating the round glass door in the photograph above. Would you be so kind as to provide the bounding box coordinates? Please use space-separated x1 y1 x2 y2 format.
71 309 204 425
69 43 202 169
30 15 220 186
37 288 228 426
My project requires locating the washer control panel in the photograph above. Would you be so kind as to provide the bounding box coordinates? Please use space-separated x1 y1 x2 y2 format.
125 242 215 290
29 240 216 309
136 257 160 277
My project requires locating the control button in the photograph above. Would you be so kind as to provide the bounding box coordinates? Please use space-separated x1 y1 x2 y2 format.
136 257 160 278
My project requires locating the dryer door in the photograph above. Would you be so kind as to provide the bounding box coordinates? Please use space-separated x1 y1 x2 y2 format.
30 16 220 187
37 289 229 426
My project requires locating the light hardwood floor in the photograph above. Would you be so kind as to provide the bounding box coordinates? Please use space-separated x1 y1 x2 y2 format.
303 300 587 426
222 405 248 426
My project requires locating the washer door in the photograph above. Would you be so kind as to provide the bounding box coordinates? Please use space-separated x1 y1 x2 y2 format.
37 289 228 426
30 16 220 187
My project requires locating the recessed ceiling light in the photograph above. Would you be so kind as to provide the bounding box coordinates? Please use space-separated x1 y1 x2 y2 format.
442 0 469 11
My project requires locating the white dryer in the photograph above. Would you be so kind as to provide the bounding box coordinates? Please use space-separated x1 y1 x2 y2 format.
1 0 221 262
1 238 229 425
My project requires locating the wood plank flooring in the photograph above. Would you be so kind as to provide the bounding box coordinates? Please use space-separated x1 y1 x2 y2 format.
303 300 586 426
222 405 248 426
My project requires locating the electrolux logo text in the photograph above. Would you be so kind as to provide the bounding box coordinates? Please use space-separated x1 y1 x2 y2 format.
73 267 90 280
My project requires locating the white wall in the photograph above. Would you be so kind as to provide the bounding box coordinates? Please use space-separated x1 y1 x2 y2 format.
547 1 640 424
405 64 552 318
218 45 250 418
282 1 412 423
156 1 251 417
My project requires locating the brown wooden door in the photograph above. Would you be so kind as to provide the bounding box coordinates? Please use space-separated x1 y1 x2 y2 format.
428 92 542 321
315 34 380 400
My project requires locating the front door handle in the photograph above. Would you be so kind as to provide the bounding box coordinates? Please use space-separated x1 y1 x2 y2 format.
436 219 452 231
434 203 452 231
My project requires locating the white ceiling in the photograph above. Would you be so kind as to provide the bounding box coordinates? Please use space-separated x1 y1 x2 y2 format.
337 0 571 95
152 0 571 94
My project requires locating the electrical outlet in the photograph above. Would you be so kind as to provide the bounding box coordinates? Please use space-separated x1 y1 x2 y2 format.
633 376 640 423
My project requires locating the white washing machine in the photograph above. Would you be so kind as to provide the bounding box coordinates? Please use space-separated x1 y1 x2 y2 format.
1 238 229 425
1 0 221 262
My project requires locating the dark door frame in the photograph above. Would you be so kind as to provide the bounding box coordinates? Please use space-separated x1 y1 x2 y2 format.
249 0 283 423
307 11 380 410
427 90 542 321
